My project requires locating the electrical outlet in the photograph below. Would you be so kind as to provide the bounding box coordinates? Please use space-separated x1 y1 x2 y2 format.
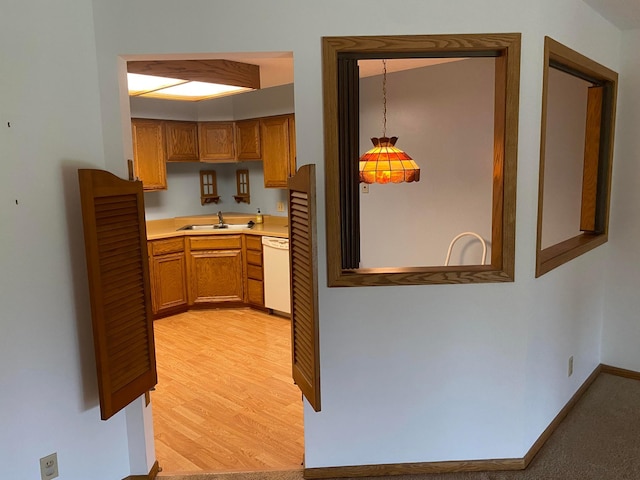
568 356 574 377
40 453 59 480
361 184 369 194
276 201 285 212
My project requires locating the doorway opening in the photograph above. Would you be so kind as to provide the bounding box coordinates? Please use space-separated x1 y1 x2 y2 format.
120 51 304 474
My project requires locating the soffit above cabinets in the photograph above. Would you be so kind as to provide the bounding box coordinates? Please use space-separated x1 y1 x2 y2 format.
128 59 261 101
128 59 261 89
125 52 295 92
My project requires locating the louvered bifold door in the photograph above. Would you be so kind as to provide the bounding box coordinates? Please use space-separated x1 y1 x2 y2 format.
78 169 157 420
288 164 321 412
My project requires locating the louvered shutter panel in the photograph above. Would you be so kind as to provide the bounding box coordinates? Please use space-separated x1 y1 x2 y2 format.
288 164 320 412
78 169 157 420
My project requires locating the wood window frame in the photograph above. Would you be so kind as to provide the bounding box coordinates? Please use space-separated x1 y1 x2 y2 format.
323 34 521 287
535 37 618 277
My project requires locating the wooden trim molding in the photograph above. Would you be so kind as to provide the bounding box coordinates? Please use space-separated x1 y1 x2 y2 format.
323 33 520 287
522 365 602 466
600 364 640 381
535 37 618 277
304 458 524 479
304 363 640 479
122 460 160 480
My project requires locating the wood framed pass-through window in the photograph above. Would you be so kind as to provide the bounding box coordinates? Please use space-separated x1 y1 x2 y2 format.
322 33 521 287
535 37 618 277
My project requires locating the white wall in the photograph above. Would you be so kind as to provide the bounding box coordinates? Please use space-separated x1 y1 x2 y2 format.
603 29 640 370
130 85 294 219
359 58 494 268
0 1 133 478
89 0 622 471
541 68 590 249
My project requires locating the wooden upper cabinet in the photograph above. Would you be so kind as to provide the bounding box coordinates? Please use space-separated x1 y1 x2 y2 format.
165 121 199 162
198 122 235 162
131 118 167 191
261 114 296 188
235 119 261 160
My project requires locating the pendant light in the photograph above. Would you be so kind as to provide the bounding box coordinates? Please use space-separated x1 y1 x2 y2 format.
359 59 421 184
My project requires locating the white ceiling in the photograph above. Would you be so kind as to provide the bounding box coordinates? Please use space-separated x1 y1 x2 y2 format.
582 0 640 30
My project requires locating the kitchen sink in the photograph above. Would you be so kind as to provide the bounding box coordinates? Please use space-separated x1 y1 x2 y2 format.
177 222 254 231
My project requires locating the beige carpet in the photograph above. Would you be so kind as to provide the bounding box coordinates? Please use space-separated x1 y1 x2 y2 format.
159 373 640 480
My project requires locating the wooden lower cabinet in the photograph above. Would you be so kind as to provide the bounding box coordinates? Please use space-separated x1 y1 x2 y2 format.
188 236 244 304
150 233 279 313
244 235 264 307
149 238 188 316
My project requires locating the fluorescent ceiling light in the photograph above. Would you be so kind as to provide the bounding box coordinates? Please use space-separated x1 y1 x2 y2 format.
139 81 252 101
127 73 186 96
127 73 255 101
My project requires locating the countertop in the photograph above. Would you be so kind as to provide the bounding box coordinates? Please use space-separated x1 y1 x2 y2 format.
146 212 289 240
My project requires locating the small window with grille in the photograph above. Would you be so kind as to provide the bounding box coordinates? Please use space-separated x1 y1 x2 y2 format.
233 169 250 204
199 170 220 205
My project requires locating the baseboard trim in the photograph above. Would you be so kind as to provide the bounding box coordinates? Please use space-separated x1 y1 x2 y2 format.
122 461 160 480
304 363 640 479
601 363 640 381
304 458 524 479
522 364 602 467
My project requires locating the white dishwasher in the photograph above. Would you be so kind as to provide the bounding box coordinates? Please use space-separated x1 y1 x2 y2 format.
261 236 291 315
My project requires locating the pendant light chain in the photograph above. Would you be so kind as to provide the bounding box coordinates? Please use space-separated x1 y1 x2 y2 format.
382 59 387 138
358 57 420 184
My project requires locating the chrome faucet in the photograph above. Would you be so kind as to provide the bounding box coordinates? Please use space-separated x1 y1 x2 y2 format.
217 211 224 226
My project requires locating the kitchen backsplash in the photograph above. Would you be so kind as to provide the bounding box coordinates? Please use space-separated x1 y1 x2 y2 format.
143 161 288 220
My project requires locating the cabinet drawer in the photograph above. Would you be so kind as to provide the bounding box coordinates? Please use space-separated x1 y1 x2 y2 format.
189 235 242 251
247 264 263 281
150 237 184 256
245 235 263 251
246 250 262 266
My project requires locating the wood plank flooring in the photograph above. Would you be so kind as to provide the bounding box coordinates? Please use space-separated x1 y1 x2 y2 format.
151 308 304 474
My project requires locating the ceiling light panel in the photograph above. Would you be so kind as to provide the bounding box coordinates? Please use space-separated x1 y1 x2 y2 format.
138 81 253 101
127 73 187 95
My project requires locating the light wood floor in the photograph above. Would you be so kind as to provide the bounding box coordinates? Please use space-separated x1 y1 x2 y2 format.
151 308 304 474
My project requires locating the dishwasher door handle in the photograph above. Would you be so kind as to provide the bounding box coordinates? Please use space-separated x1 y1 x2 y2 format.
261 236 289 250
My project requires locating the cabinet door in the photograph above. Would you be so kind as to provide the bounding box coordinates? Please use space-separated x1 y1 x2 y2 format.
235 119 261 160
165 121 199 162
247 278 264 305
198 122 235 162
151 252 188 315
188 249 243 303
131 118 167 190
261 114 296 188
